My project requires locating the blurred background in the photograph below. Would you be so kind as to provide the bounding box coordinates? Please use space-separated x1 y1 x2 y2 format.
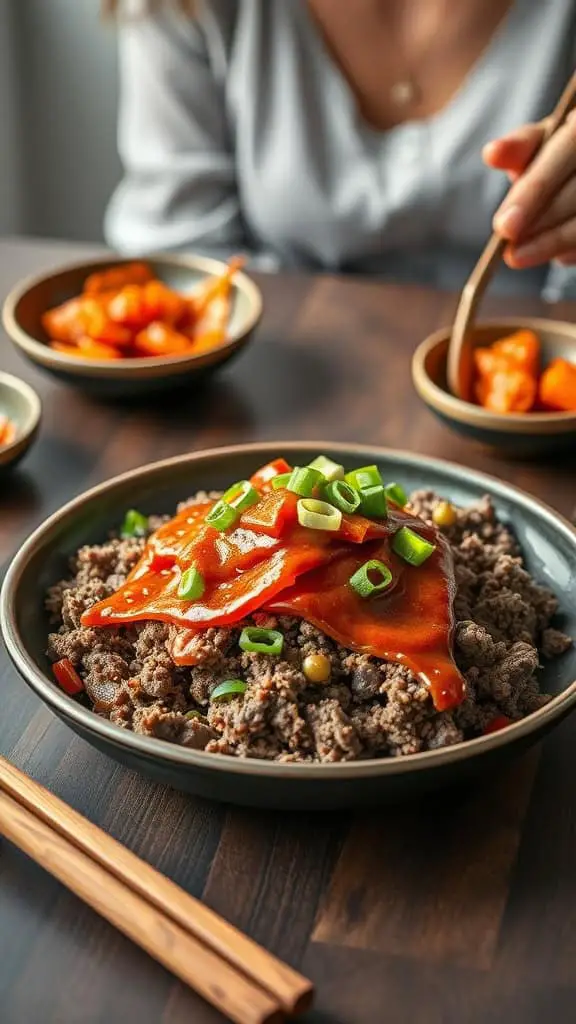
0 0 118 241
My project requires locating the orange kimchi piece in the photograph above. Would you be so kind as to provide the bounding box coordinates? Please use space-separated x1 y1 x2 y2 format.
42 256 245 361
473 329 540 413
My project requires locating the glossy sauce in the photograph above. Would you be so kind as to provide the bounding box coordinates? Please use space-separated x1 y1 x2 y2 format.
82 492 464 711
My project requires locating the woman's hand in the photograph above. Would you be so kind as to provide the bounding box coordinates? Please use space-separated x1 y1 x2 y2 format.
483 112 576 269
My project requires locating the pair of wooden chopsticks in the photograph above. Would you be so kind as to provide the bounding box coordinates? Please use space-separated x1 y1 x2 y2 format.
0 755 313 1024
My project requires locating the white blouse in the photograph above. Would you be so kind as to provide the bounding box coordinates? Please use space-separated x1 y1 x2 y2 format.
106 0 576 298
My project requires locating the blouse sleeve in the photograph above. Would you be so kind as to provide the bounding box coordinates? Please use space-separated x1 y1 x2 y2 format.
542 261 576 302
105 9 261 262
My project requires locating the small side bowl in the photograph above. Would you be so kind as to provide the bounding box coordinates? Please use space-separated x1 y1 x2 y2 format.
0 372 42 472
412 317 576 458
2 253 263 400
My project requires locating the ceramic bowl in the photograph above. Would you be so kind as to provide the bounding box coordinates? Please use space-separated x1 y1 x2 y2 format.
412 317 576 458
0 372 42 472
1 254 263 399
2 442 575 810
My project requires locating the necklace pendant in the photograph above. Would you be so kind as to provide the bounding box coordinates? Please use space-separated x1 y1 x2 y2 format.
390 80 418 107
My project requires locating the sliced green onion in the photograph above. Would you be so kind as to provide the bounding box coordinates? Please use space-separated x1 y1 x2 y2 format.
271 472 292 490
222 479 259 512
297 498 342 532
345 465 382 491
239 627 284 655
185 709 208 722
384 482 408 507
120 508 148 538
177 565 205 600
323 479 361 514
308 455 345 482
205 499 239 532
392 526 436 566
211 679 248 703
349 559 393 598
359 484 388 518
287 466 323 497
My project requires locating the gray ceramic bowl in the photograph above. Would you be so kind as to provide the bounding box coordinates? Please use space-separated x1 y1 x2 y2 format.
1 254 262 399
2 442 575 810
0 372 42 472
412 317 576 458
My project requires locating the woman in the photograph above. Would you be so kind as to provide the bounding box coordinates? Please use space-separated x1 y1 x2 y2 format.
105 0 576 298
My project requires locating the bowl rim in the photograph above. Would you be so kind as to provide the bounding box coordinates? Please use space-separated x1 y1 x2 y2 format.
0 371 42 462
412 317 576 435
1 439 575 781
1 252 263 380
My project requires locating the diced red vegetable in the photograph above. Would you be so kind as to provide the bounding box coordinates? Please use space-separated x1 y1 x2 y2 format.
240 490 299 538
52 658 85 695
483 715 511 735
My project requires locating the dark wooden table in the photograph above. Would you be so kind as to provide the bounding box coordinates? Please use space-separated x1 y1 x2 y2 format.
1 237 575 1024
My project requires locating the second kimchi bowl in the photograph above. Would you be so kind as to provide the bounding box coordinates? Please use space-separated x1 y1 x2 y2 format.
412 317 576 458
2 253 263 399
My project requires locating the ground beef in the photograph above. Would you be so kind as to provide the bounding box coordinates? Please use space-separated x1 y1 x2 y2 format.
45 491 572 762
541 627 574 659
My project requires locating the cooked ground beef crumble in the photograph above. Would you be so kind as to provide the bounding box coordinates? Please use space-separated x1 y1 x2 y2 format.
46 490 572 762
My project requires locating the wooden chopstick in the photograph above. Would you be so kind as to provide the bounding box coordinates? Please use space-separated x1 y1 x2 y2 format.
0 788 281 1024
0 756 314 1022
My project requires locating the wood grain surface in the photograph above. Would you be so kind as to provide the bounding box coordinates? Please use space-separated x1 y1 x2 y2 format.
1 237 575 1024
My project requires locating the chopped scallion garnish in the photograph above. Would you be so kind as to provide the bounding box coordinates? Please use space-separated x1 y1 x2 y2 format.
349 559 393 598
211 679 248 702
120 509 148 538
323 479 361 515
222 479 259 513
205 499 240 532
239 627 284 655
384 482 408 507
271 472 292 490
177 565 205 600
359 484 388 518
287 466 323 497
297 498 342 532
308 455 345 482
345 465 382 491
392 526 436 566
185 709 207 721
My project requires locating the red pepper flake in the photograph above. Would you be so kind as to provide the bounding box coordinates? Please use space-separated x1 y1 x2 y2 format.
52 658 85 696
483 714 512 735
252 612 276 628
